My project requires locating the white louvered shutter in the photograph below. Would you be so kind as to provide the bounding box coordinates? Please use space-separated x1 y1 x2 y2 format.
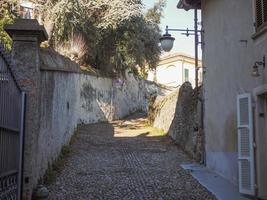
237 93 255 195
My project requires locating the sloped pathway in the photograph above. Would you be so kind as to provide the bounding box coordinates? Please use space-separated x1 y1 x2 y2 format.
47 113 216 200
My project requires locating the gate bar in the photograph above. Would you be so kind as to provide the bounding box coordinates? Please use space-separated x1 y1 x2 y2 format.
18 92 26 200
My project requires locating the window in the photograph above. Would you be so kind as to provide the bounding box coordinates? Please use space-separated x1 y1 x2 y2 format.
199 71 203 84
255 0 267 31
184 68 189 82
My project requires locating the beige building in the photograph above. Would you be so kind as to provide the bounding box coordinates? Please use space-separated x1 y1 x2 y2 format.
147 53 202 88
178 0 267 198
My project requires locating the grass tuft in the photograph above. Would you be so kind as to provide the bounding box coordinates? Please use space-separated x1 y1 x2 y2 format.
41 129 79 185
148 127 166 136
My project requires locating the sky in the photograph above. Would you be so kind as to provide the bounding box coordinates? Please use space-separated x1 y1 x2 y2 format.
143 0 201 57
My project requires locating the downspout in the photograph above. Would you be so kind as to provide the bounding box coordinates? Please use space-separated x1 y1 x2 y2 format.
194 8 199 89
194 7 206 165
198 90 206 165
110 80 114 120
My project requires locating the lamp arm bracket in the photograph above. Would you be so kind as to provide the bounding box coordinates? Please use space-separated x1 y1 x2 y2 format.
166 27 203 34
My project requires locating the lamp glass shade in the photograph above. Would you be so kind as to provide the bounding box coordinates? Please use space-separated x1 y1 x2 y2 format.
160 34 175 52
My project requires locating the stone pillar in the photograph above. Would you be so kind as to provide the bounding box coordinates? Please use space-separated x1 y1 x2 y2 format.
5 19 48 200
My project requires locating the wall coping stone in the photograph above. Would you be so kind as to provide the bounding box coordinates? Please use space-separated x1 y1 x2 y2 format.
5 19 48 43
40 48 81 73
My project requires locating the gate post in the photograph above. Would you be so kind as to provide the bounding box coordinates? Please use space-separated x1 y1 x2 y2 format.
5 19 48 200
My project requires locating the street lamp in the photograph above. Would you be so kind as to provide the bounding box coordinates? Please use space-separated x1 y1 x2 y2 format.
159 9 203 88
159 28 175 52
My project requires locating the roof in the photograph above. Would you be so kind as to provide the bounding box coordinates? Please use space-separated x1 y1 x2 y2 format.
177 0 201 11
158 52 202 67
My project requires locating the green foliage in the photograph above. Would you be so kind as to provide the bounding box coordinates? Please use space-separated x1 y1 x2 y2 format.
42 145 71 184
0 0 18 50
42 128 79 184
0 0 166 75
38 0 166 75
0 17 13 50
146 0 166 24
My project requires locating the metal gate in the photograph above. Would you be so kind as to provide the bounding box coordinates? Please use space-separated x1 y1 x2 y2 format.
0 44 25 200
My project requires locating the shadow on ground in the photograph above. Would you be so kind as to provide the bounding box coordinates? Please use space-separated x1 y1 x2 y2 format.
46 113 216 200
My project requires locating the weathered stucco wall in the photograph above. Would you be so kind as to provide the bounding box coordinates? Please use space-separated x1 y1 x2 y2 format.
79 75 113 123
149 82 203 161
36 49 155 180
113 73 148 119
38 72 80 178
202 0 267 184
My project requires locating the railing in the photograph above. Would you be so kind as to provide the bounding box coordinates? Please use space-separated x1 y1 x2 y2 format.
0 43 25 200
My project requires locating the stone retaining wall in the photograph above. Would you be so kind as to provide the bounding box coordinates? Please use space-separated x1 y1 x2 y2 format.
149 82 203 161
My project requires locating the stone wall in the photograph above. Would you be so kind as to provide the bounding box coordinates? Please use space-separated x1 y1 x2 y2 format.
5 19 163 199
148 91 179 133
149 82 203 161
36 48 156 180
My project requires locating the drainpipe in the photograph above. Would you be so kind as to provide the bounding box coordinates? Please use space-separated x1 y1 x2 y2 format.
194 8 206 165
199 92 206 165
110 80 114 120
194 8 199 89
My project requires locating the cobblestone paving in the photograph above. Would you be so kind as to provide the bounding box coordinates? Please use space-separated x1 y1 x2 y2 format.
47 114 216 200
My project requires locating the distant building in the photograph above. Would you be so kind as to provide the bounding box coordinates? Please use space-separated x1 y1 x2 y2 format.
147 53 202 88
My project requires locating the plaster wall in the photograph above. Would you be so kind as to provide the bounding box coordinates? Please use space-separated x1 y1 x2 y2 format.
112 73 147 119
202 0 267 184
79 75 113 123
36 50 153 180
38 72 80 178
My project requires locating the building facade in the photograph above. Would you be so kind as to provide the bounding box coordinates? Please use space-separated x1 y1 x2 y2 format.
178 0 267 198
147 53 202 88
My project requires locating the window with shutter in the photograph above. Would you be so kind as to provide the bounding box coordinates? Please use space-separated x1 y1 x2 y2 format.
184 68 189 82
255 0 267 30
237 93 255 195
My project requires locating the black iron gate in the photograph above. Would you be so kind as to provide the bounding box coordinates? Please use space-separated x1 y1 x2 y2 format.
0 44 25 200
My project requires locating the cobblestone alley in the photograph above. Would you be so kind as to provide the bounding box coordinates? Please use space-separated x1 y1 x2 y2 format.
46 114 216 200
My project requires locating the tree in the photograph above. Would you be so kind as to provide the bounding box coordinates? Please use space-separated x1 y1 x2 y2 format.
146 0 166 24
0 0 166 76
40 0 166 75
0 0 18 50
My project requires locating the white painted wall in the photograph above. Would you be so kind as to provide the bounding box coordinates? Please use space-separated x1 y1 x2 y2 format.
202 0 267 185
37 70 153 178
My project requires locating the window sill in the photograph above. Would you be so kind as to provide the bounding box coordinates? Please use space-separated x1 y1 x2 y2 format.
252 25 267 40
